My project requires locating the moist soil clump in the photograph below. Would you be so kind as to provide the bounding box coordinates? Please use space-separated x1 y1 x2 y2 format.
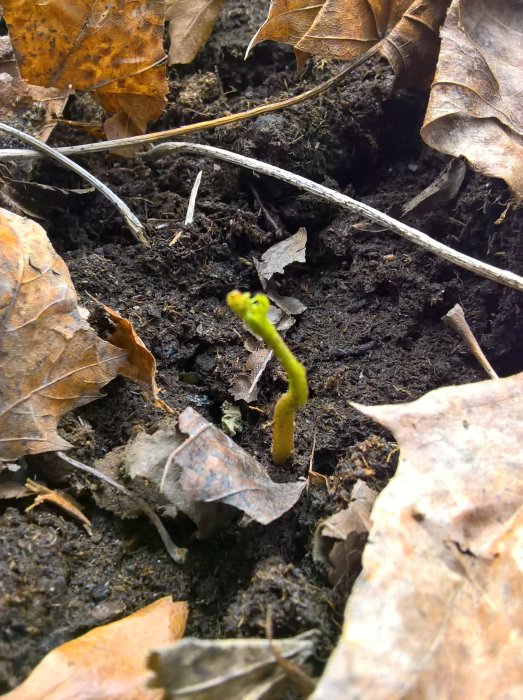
1 1 521 691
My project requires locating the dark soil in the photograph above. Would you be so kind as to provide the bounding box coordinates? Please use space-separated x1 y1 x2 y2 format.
1 0 522 692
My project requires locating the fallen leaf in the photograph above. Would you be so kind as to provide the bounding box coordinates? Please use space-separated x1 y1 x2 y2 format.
25 478 92 535
230 346 273 403
148 632 315 700
0 35 68 144
0 209 126 462
313 480 377 595
0 462 30 499
401 157 467 217
0 177 94 220
166 0 225 65
2 0 168 133
4 597 188 700
255 259 307 315
421 0 523 199
312 372 523 700
123 408 306 537
251 0 450 89
102 304 173 413
175 408 307 525
257 227 307 281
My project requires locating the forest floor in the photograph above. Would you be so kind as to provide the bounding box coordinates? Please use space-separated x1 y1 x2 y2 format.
1 0 521 691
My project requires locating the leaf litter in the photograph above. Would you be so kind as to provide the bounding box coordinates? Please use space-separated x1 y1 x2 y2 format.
116 407 306 538
0 208 126 462
252 0 523 196
312 371 523 699
148 632 316 700
4 597 188 700
2 0 168 138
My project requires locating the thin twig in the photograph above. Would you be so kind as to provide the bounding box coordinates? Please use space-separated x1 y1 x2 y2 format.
147 142 523 293
442 304 499 379
0 122 148 246
57 451 187 565
185 169 203 225
0 50 377 162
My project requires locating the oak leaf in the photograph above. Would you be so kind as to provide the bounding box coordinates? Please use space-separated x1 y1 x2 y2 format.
3 597 188 700
0 208 126 462
312 372 523 700
250 0 450 89
166 0 225 65
2 0 168 134
421 0 523 200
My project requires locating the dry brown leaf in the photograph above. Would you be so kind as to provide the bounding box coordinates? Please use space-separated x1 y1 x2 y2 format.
312 372 523 700
123 408 306 536
401 157 467 217
0 36 68 144
2 0 168 133
421 0 523 199
251 0 450 88
149 633 316 700
0 462 30 499
166 0 225 65
313 480 377 596
103 304 173 413
258 227 307 281
4 597 188 700
0 208 126 462
174 408 307 524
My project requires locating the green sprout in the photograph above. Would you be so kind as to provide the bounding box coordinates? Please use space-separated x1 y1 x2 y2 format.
227 290 308 465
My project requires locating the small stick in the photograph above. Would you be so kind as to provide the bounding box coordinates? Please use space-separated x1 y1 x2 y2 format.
185 169 203 225
0 122 148 247
442 304 499 379
0 49 377 162
147 142 523 294
57 451 187 565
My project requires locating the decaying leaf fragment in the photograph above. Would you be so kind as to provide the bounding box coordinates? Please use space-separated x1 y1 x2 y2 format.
313 480 377 596
102 304 173 413
422 0 523 199
0 209 126 462
2 0 168 133
0 36 68 144
148 632 315 700
4 597 188 700
312 372 523 700
166 0 225 65
257 227 307 281
251 0 450 88
122 408 306 537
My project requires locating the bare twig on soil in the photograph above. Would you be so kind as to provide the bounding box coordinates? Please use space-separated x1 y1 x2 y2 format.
56 451 187 565
442 304 499 379
147 143 523 293
0 122 148 246
0 50 377 162
185 169 203 225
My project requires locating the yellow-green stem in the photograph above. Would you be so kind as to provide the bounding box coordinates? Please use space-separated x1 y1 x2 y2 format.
227 291 308 465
